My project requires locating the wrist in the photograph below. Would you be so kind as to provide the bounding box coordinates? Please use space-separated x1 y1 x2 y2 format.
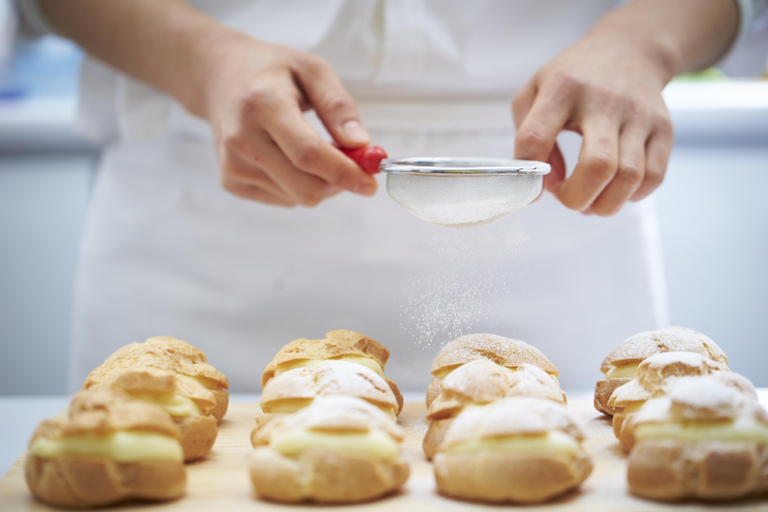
589 11 682 86
176 22 252 119
589 0 740 83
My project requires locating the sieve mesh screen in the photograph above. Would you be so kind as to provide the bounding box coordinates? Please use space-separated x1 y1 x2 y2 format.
386 173 542 228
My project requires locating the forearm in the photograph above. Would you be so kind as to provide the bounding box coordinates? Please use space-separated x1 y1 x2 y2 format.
592 0 740 81
37 0 243 117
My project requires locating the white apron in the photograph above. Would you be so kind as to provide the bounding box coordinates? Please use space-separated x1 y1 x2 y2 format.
69 0 668 392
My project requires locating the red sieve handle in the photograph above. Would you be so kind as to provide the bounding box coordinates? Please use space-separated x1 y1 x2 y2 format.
338 145 387 175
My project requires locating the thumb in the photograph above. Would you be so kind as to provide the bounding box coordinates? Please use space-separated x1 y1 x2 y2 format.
296 56 370 148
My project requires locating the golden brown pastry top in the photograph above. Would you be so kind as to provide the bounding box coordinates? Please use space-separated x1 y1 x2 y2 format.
427 361 565 421
85 336 228 390
429 334 559 377
440 397 584 449
599 327 727 374
628 377 767 426
30 390 180 444
83 365 217 414
261 330 390 386
260 361 399 415
251 396 403 447
608 352 752 409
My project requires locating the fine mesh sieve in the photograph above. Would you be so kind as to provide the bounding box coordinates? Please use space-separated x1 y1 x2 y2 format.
380 157 551 228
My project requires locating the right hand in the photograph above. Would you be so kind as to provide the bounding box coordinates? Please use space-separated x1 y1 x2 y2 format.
196 34 378 207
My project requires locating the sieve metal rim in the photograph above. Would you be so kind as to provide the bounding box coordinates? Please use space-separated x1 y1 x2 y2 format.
380 157 550 176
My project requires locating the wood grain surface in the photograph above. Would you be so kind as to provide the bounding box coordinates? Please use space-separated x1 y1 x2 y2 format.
2 393 767 511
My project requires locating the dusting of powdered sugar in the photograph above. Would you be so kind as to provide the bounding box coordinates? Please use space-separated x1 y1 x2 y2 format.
399 218 530 351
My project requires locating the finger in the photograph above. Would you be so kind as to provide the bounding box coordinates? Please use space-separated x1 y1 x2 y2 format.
296 55 370 147
513 80 574 162
222 149 291 200
543 142 566 195
631 123 673 202
250 90 378 196
558 118 619 211
255 137 342 207
220 174 295 207
512 80 536 127
590 123 646 216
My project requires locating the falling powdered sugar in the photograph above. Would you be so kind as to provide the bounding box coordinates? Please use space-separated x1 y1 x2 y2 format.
398 218 530 350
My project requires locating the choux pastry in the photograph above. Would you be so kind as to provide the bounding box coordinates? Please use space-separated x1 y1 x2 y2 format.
433 396 592 503
25 390 186 508
626 378 768 501
594 327 727 415
249 395 409 503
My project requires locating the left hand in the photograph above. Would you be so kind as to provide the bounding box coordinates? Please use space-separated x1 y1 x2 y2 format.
513 24 674 216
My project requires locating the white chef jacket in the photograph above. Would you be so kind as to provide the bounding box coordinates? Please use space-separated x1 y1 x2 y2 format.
17 0 759 392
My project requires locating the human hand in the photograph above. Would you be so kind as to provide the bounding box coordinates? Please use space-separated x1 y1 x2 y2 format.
512 24 675 216
198 35 378 206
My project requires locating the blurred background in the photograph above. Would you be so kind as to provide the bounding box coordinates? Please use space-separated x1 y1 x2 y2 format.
1 5 767 396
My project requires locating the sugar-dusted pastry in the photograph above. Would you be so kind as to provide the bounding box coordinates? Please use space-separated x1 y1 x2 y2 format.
433 397 592 503
626 378 768 501
423 361 566 459
618 373 758 452
25 390 186 508
259 360 400 421
594 326 727 415
427 333 560 408
86 336 230 421
249 395 409 503
608 352 755 450
260 330 402 413
83 365 219 461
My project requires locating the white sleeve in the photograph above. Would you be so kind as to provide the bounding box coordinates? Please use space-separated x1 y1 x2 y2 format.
11 0 57 37
718 0 768 76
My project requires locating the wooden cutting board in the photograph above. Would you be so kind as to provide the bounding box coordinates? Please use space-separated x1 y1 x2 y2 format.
2 394 767 511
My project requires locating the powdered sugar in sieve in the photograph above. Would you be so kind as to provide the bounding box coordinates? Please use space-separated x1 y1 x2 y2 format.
381 157 550 228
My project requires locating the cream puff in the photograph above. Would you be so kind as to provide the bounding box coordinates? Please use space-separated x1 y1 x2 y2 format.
433 396 592 503
608 352 754 450
594 326 727 415
89 336 230 421
423 360 566 459
25 390 186 508
83 365 219 461
260 330 402 413
259 360 400 421
427 333 560 408
249 395 409 503
626 377 768 501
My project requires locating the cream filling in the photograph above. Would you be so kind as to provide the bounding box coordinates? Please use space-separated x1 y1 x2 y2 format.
270 428 399 460
262 398 396 419
622 401 645 413
30 432 184 462
273 356 384 378
130 392 201 417
605 363 640 380
635 416 768 443
444 431 580 456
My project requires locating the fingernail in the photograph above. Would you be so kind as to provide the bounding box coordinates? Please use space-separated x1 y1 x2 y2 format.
354 181 377 196
342 120 369 143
